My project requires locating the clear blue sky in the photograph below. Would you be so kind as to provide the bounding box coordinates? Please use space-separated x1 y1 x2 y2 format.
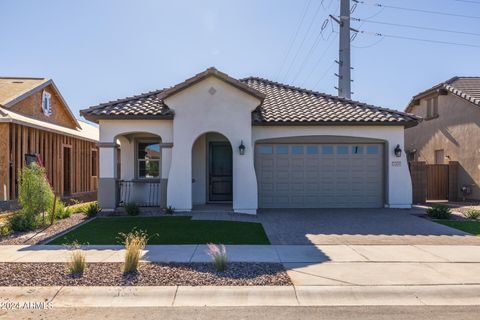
1 0 479 119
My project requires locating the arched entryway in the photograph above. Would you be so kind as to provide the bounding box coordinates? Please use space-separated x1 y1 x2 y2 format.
191 132 233 208
114 131 163 207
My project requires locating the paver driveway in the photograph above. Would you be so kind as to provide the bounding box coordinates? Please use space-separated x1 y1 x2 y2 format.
257 208 480 245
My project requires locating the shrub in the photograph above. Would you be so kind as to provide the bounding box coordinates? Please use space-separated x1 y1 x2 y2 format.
81 202 101 218
463 208 480 220
207 243 228 272
120 229 147 273
426 204 452 219
0 224 11 237
53 200 72 220
8 210 37 232
18 163 54 226
67 243 87 276
125 203 140 216
164 206 175 215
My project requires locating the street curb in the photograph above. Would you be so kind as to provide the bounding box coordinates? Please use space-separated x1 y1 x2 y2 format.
1 285 479 307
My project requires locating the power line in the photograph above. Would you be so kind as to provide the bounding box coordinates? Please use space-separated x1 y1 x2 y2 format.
300 36 336 86
291 19 334 84
355 29 480 48
275 0 313 80
454 0 480 4
353 1 480 19
281 1 324 82
314 61 336 88
350 17 480 37
352 36 384 48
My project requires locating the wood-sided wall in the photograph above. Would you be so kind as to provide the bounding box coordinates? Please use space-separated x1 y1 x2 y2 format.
0 123 98 200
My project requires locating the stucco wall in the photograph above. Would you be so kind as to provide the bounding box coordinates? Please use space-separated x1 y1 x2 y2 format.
96 81 413 211
165 77 262 214
405 93 480 199
253 125 413 208
98 119 173 179
192 134 207 204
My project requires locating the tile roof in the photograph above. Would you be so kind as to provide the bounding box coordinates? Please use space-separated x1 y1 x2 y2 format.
241 77 419 127
406 76 480 112
81 88 174 119
81 68 419 127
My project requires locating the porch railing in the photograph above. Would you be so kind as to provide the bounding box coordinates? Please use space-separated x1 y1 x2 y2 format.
118 180 162 207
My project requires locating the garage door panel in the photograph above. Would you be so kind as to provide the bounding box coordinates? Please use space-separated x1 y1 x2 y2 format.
256 143 384 208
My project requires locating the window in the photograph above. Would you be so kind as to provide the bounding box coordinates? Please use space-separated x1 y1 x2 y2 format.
276 145 288 154
292 146 304 154
259 145 273 154
367 146 379 154
137 141 161 179
426 97 438 119
91 149 98 176
322 146 334 155
307 146 318 155
435 149 445 164
336 146 349 155
41 90 52 116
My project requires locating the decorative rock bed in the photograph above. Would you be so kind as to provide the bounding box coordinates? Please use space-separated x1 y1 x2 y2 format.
0 213 89 245
0 262 292 286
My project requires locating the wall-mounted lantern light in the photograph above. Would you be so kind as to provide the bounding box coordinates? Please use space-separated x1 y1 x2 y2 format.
239 140 246 155
394 144 402 158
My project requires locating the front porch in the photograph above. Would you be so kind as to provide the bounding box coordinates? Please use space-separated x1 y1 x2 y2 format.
99 130 241 212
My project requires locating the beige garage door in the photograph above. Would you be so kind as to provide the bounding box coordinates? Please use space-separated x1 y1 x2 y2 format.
255 143 384 208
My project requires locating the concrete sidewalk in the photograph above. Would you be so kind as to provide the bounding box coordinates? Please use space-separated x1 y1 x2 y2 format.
3 244 480 287
2 244 480 263
1 285 480 307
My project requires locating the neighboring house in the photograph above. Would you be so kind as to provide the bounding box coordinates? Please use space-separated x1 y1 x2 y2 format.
405 76 480 200
81 67 419 214
0 77 99 204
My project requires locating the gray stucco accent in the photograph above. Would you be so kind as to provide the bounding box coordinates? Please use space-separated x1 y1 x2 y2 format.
160 143 173 148
98 178 118 210
98 142 119 148
160 178 168 208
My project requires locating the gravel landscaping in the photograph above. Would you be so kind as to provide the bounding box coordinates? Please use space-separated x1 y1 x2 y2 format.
0 262 292 286
0 213 90 245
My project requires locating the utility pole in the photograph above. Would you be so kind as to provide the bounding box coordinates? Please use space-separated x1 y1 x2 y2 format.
332 0 352 99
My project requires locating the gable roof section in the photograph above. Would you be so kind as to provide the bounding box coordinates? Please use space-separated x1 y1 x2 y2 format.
157 67 266 101
0 77 80 128
406 76 480 113
242 77 419 127
80 88 174 121
81 68 419 127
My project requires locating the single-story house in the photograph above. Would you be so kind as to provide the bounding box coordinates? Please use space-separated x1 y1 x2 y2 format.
0 77 99 205
81 68 419 214
405 76 480 200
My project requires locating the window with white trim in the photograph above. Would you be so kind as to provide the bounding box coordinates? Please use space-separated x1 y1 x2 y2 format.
41 90 52 116
137 141 161 179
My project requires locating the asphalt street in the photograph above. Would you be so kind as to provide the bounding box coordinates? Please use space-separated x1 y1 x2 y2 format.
2 306 480 320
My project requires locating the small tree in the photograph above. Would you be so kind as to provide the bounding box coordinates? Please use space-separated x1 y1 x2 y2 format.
18 163 54 226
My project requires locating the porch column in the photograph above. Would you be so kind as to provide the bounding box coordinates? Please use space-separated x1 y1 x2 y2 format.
166 140 192 211
98 142 118 211
160 143 173 208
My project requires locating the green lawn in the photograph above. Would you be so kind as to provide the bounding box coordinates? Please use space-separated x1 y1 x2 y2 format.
48 216 270 245
435 220 480 236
